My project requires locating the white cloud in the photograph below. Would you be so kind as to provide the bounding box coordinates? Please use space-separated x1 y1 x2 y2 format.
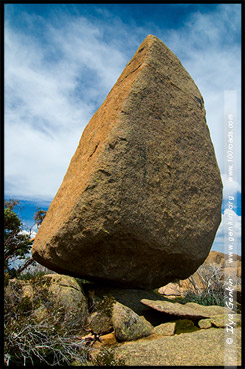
18 229 37 239
221 173 241 199
159 4 241 183
4 5 241 202
4 14 131 200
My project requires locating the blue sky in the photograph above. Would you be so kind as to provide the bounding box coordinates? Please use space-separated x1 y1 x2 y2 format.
4 4 241 254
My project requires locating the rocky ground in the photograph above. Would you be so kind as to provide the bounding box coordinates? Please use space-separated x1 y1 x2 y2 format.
111 328 242 366
5 266 242 367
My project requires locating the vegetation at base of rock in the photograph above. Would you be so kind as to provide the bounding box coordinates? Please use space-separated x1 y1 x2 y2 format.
178 289 225 307
172 263 227 307
4 276 89 366
18 270 48 281
4 274 126 366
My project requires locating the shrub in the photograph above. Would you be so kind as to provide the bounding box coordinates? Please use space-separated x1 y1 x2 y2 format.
4 277 90 366
176 263 226 306
182 289 225 307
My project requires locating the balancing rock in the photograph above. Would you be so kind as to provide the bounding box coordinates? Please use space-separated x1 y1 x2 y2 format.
32 34 222 289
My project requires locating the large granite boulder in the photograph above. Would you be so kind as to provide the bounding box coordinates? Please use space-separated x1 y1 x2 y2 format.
32 34 222 289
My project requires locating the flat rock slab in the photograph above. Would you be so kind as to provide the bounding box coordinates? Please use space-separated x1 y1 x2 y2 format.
32 34 222 289
113 328 241 366
141 299 231 320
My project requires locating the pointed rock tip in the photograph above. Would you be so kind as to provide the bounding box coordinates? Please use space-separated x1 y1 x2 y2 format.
143 34 164 45
137 34 169 55
145 34 160 41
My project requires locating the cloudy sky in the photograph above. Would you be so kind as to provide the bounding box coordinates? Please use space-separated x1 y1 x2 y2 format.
4 4 241 253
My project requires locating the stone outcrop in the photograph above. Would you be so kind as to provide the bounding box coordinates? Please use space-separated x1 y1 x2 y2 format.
32 34 222 289
5 274 88 332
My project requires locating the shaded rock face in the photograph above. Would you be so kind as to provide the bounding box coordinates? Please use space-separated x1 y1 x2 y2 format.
32 34 222 289
83 284 168 316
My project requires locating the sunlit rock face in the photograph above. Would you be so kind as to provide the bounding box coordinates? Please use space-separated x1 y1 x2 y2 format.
32 34 222 289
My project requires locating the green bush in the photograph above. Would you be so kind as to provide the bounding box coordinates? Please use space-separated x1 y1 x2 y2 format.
180 289 225 307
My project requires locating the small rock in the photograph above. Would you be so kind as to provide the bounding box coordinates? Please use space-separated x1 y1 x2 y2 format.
198 319 212 329
154 322 176 336
210 315 225 328
112 302 154 342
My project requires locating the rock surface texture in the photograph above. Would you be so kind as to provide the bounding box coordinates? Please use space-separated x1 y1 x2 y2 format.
113 328 241 366
32 34 222 289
